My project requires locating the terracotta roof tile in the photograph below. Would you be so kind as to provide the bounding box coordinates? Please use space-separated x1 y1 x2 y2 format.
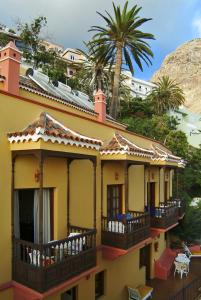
100 133 153 157
8 112 102 150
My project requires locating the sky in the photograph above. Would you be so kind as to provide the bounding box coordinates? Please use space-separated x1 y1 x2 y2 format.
1 0 201 80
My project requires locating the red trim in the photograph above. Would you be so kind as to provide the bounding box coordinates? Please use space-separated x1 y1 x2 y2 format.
0 280 13 291
0 266 99 299
0 89 172 149
101 237 152 260
151 223 179 233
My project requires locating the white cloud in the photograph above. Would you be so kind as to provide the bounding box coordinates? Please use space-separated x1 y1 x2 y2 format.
193 15 201 37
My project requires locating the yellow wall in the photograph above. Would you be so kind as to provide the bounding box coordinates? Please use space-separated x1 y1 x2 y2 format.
46 250 145 300
0 86 177 298
0 288 13 300
70 160 94 229
150 233 166 279
129 165 145 212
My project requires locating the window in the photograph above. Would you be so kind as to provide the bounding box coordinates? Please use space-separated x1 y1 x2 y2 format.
61 287 77 300
95 271 105 299
107 185 122 219
70 55 75 61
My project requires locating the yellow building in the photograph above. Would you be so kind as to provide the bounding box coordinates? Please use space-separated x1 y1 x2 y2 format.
0 42 185 300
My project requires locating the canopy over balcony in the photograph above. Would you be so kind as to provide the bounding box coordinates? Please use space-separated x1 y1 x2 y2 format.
8 111 102 155
100 133 184 168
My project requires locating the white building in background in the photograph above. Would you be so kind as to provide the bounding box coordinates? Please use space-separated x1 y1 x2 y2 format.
170 107 201 148
122 70 155 98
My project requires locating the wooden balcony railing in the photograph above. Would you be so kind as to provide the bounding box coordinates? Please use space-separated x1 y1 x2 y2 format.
102 211 150 250
150 204 178 229
13 226 96 292
170 198 186 218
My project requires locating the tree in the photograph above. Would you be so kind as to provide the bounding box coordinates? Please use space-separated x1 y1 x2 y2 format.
88 1 154 119
77 46 111 93
0 32 10 48
148 76 185 114
172 204 201 243
17 17 67 83
17 16 47 66
165 130 189 158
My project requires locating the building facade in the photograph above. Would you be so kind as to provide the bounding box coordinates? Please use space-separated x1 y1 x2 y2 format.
122 71 155 99
0 42 185 300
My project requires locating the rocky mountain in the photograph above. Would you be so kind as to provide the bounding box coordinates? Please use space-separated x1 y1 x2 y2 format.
152 39 201 114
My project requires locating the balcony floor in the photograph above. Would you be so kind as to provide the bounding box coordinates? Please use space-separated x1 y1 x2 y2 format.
148 258 201 300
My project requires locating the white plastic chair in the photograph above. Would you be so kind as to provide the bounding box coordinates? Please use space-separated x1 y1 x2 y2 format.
174 261 188 279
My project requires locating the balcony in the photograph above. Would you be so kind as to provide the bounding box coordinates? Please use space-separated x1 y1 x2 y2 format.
13 226 96 292
150 203 178 229
102 211 150 250
168 198 185 219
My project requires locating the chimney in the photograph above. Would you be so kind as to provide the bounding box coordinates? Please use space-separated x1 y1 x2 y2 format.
94 89 106 122
0 41 21 95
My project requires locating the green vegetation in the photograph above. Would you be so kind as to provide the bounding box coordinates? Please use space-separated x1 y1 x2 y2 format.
88 1 154 118
147 76 185 114
0 32 10 47
16 16 67 83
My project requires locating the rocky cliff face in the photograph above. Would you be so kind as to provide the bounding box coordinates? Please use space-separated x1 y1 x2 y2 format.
152 39 201 114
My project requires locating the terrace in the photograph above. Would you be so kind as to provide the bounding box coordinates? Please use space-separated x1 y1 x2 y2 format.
148 258 201 300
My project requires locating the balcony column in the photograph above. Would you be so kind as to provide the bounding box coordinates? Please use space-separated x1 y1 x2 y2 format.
67 159 73 235
91 158 97 229
147 166 151 210
176 168 179 197
101 161 104 221
39 151 44 244
144 165 147 207
164 166 166 202
124 161 129 213
11 154 16 239
169 168 173 198
11 153 17 278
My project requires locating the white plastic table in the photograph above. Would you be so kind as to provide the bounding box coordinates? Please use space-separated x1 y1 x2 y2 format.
175 256 190 264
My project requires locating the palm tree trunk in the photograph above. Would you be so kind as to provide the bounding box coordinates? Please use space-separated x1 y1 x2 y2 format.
109 44 122 119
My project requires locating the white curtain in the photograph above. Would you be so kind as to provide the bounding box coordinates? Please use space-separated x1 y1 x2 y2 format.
14 191 20 238
34 190 39 243
43 189 50 243
33 189 51 244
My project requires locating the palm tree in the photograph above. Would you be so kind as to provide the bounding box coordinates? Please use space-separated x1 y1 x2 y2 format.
88 1 154 119
78 46 111 94
148 76 185 114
